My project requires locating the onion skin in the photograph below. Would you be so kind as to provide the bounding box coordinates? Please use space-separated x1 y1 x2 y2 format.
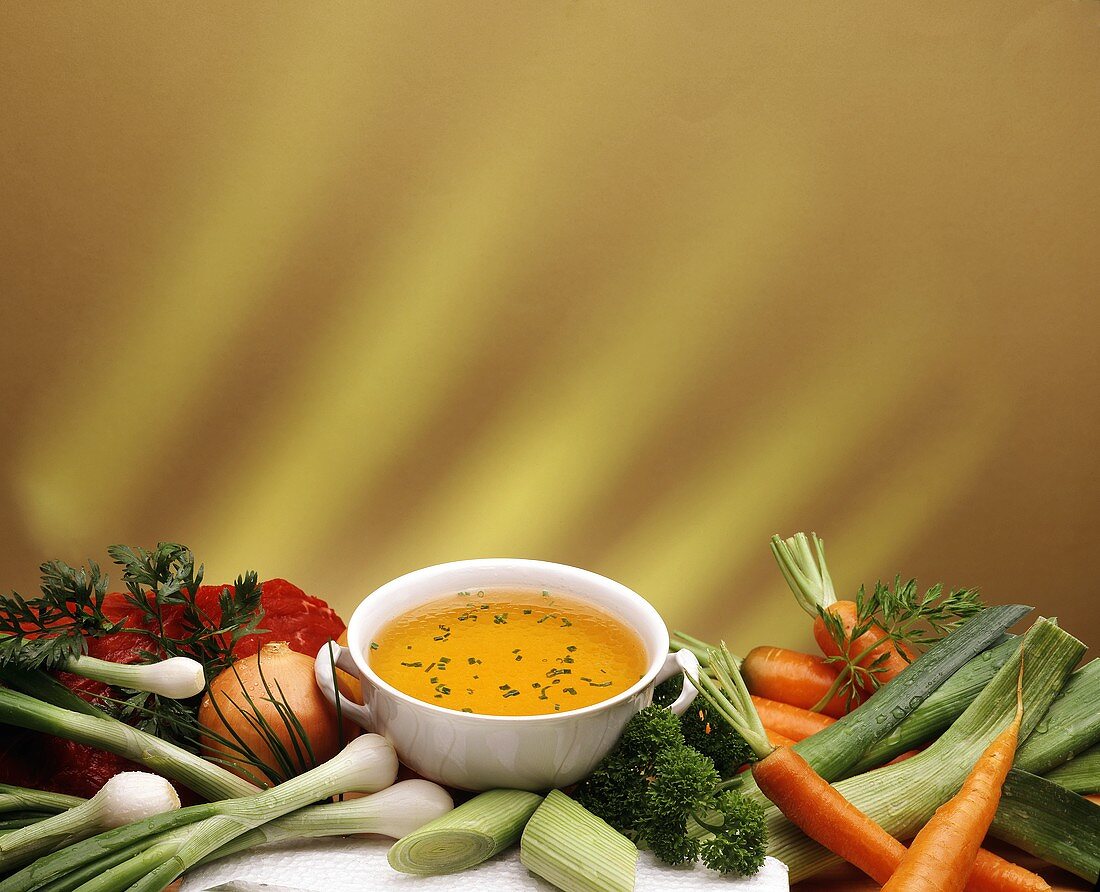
198 641 360 782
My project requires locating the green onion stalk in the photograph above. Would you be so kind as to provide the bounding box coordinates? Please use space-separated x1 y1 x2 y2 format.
0 686 256 801
0 773 180 873
763 618 1087 883
198 780 454 865
1044 741 1100 794
846 634 1020 773
56 655 205 700
0 735 398 892
0 787 83 817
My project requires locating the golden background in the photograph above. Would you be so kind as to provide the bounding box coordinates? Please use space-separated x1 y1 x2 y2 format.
1 2 1097 659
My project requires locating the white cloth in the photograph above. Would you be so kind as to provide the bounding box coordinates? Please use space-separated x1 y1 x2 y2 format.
180 837 789 891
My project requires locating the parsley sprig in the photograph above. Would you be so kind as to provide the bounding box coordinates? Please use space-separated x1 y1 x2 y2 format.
0 560 120 670
816 576 983 707
0 542 266 750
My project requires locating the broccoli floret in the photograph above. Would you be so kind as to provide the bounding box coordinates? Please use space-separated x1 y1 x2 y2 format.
654 673 755 774
573 705 767 877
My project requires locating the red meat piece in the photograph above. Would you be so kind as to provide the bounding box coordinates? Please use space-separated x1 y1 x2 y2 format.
0 579 346 799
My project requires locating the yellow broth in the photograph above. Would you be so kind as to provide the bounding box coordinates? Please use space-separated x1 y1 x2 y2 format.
369 587 648 716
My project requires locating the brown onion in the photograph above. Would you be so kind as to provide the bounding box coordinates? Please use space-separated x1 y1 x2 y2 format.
198 641 359 783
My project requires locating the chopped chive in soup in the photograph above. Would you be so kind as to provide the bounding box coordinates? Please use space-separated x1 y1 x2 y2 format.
370 587 648 716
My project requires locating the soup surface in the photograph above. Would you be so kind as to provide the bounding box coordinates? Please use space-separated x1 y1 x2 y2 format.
369 587 648 716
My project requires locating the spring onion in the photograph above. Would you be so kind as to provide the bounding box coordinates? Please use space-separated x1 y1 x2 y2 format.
197 780 454 865
0 786 83 817
991 768 1100 882
520 790 638 892
0 735 397 892
0 773 179 872
58 655 205 700
388 789 542 875
764 618 1085 882
0 686 257 801
0 815 53 833
847 635 1020 774
1013 658 1100 775
1044 741 1100 794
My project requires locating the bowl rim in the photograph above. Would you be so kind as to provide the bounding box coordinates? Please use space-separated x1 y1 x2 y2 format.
345 557 671 724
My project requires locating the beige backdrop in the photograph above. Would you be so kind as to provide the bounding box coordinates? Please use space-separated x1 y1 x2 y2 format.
1 2 1097 657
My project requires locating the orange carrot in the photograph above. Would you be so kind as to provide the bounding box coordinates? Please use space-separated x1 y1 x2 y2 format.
967 850 1052 892
752 744 907 881
735 729 796 773
764 728 796 748
752 695 835 741
881 662 1027 891
772 532 918 690
1086 793 1100 807
813 597 917 688
741 645 858 717
752 746 1048 891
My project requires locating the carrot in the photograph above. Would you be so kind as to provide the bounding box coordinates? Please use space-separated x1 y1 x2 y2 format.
741 645 858 718
752 695 835 741
772 532 915 693
765 728 796 748
735 729 796 774
882 661 1027 891
699 642 1049 892
967 850 1051 892
1086 793 1100 807
812 597 917 687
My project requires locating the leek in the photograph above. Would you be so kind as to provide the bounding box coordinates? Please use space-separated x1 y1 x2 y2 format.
847 635 1019 774
726 603 1031 801
0 786 83 816
1044 741 1100 794
992 769 1100 882
764 617 1085 883
388 789 542 876
520 790 637 892
1013 658 1100 775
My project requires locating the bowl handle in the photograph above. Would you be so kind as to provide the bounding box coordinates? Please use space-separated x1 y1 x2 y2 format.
314 641 373 730
654 648 700 716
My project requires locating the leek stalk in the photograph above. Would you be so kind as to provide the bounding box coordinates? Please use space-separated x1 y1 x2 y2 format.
388 789 542 875
992 769 1100 882
1013 659 1100 775
520 790 637 892
847 635 1019 774
765 618 1085 883
1044 741 1100 794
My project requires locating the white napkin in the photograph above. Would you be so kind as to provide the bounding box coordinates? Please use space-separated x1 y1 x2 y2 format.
180 837 789 891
